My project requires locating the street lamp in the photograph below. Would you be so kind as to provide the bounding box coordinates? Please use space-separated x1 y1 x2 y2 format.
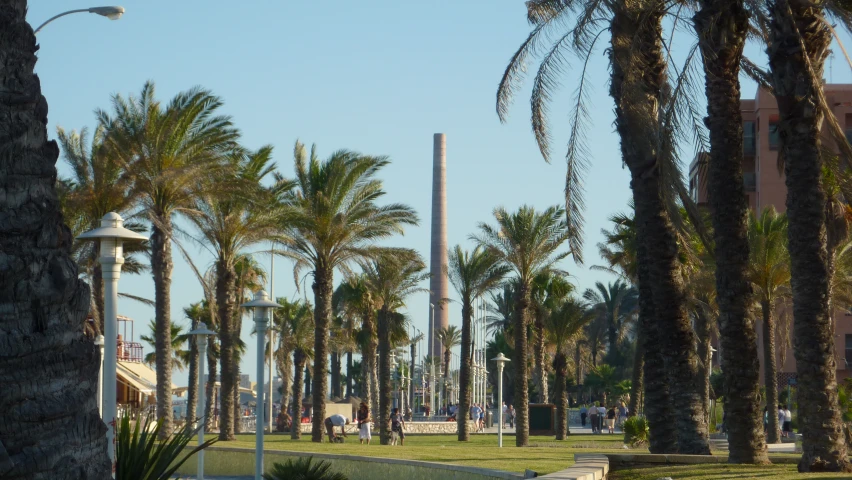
34 6 125 34
94 335 105 417
187 322 216 480
78 212 147 473
242 291 281 480
492 353 511 447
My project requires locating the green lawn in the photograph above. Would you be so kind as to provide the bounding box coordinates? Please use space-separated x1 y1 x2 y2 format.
608 464 851 480
215 433 635 474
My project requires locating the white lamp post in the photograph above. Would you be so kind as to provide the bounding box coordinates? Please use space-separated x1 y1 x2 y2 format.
94 335 105 417
492 353 511 447
242 291 281 480
78 212 147 474
187 322 216 480
34 6 125 34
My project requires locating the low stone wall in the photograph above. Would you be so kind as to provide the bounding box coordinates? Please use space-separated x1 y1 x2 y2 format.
537 454 608 480
295 421 474 434
175 446 523 480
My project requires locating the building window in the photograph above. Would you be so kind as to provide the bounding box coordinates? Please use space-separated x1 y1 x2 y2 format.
769 121 780 150
847 334 852 369
743 121 756 155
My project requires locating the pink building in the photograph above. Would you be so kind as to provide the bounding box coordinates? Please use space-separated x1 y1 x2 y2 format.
689 85 852 385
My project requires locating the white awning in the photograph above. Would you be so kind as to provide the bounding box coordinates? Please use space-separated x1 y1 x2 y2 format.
117 361 177 394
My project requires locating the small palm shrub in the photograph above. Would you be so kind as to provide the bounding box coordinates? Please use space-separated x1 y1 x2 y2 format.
622 416 649 447
263 457 348 480
116 414 216 480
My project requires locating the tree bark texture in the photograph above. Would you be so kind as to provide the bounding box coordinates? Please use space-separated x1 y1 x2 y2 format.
216 260 236 440
187 314 200 425
554 353 569 440
377 306 392 445
233 360 241 434
279 337 292 415
694 310 713 435
361 310 378 420
0 2 110 477
150 218 174 439
514 284 531 447
695 0 768 463
628 327 644 418
609 2 710 455
92 262 104 335
535 319 548 403
205 338 218 431
458 302 472 441
346 351 354 399
331 352 341 399
767 1 851 470
762 302 781 444
311 266 332 442
291 352 305 440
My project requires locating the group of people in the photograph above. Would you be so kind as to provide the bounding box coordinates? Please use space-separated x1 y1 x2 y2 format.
324 402 407 445
500 402 516 428
765 404 793 438
580 402 628 434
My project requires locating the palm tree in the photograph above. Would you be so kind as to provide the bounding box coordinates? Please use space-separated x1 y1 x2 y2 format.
499 1 710 454
585 365 619 407
230 254 267 434
360 251 429 444
766 0 852 469
276 141 418 442
530 272 573 403
693 0 769 462
97 82 240 436
141 320 190 371
436 326 462 383
334 277 379 417
0 6 109 476
582 281 637 368
280 300 313 440
185 147 281 440
474 205 572 446
545 298 594 440
56 125 145 334
447 245 509 440
746 207 790 444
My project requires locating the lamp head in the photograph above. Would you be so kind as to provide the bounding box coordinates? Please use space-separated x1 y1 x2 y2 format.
89 6 125 20
491 352 511 368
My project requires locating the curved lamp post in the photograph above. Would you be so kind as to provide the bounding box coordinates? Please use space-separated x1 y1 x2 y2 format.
78 212 147 474
34 6 125 34
242 291 281 480
187 322 216 480
492 353 510 447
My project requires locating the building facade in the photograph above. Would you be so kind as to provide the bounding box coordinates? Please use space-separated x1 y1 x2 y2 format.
688 85 852 384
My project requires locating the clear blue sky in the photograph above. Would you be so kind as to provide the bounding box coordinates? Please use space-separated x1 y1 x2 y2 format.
29 1 852 388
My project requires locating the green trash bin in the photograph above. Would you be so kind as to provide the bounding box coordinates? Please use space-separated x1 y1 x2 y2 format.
528 404 555 435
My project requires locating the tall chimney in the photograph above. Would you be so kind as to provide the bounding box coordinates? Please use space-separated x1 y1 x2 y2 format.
429 133 449 358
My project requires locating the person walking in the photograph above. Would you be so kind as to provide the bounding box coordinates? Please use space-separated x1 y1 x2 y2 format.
782 406 793 439
589 404 599 433
502 402 508 428
508 404 515 428
617 402 628 430
356 402 372 445
597 402 606 434
324 414 350 443
580 405 588 427
390 407 406 446
606 405 616 434
777 404 786 438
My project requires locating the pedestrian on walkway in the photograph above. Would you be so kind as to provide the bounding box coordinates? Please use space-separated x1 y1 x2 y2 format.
580 405 588 427
589 404 599 433
597 402 606 434
606 405 616 434
782 406 792 438
508 405 515 428
357 402 371 445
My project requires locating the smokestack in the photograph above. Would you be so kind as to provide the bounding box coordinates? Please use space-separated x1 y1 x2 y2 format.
429 133 449 358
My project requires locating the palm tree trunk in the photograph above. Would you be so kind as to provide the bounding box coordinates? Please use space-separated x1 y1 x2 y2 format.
609 2 710 455
205 338 218 431
377 306 392 445
346 351 354 399
187 315 200 425
150 218 174 439
554 353 568 440
216 259 237 441
535 319 548 403
767 0 851 472
311 265 332 442
458 302 473 441
0 4 110 474
233 359 241 434
695 0 768 463
694 310 713 434
637 252 677 453
514 284 531 447
291 353 305 439
331 351 341 399
762 301 781 444
628 330 644 418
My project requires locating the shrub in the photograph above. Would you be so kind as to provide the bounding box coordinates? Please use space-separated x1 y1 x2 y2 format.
116 414 216 480
622 416 649 447
263 457 348 480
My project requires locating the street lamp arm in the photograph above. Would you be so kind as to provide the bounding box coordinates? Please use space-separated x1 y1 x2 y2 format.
34 6 125 34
